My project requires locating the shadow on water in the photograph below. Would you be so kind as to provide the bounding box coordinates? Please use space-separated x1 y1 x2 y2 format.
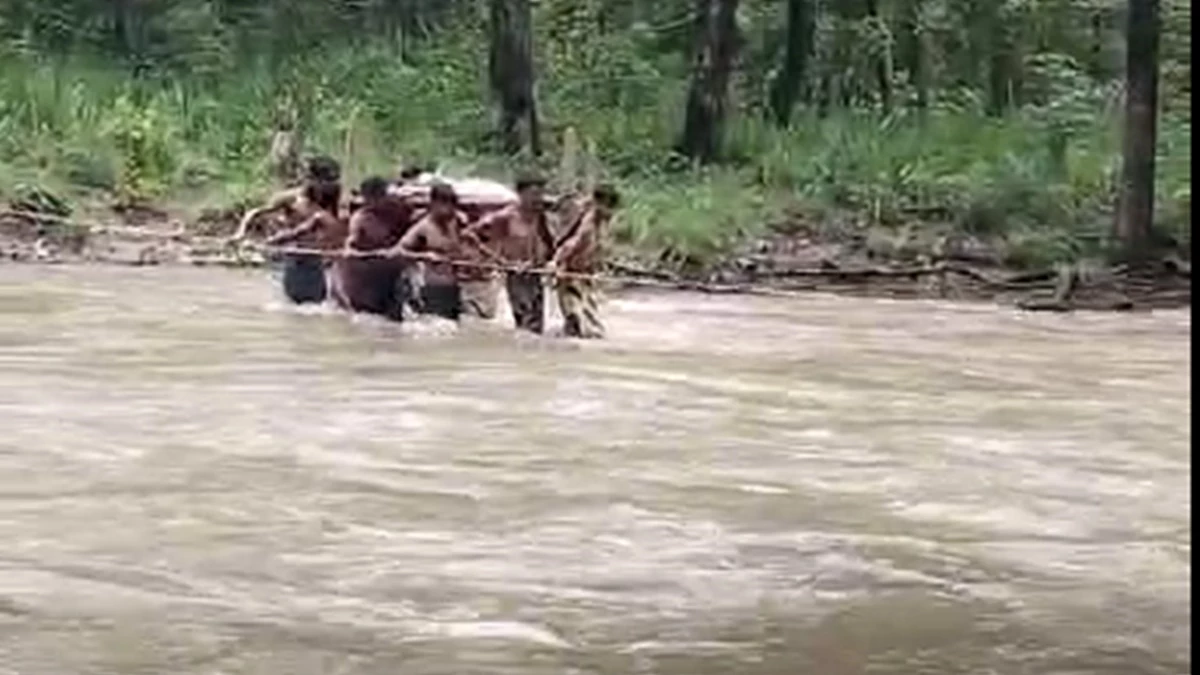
0 264 1190 675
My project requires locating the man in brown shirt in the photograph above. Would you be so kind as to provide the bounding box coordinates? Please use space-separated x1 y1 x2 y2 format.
550 184 620 338
462 173 555 334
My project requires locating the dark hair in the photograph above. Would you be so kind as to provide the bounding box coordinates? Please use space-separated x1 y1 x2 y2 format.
514 172 547 192
306 155 341 183
592 183 620 209
304 180 341 215
360 176 390 201
429 181 458 206
398 165 424 181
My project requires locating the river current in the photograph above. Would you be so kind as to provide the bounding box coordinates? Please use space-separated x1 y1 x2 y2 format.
0 264 1190 674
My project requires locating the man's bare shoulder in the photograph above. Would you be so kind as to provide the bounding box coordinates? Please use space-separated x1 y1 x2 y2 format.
348 208 372 227
403 215 437 239
410 210 438 228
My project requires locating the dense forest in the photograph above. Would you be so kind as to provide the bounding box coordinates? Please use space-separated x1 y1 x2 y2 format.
0 0 1190 269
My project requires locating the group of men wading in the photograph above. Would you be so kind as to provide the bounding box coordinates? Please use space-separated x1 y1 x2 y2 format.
230 156 616 338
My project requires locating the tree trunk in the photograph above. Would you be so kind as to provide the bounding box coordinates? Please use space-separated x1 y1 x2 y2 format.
1114 0 1160 262
983 3 1013 116
678 0 741 163
865 0 892 113
488 0 541 157
767 0 814 127
1090 9 1105 78
111 0 145 71
902 0 926 109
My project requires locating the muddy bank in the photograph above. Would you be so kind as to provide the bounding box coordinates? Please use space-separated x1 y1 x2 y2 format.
619 223 1192 311
1 200 1190 312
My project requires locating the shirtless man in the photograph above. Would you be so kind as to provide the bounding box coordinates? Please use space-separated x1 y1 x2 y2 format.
259 180 346 303
227 156 343 304
462 173 555 334
359 163 424 212
331 176 416 321
230 155 341 241
549 184 620 338
389 182 470 321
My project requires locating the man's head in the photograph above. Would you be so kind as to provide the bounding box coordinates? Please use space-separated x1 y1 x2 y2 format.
306 155 341 184
304 180 342 215
428 181 458 219
515 172 546 210
359 176 390 205
592 183 620 219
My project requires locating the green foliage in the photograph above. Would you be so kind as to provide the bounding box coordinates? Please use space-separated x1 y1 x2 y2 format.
0 0 1191 268
615 170 777 269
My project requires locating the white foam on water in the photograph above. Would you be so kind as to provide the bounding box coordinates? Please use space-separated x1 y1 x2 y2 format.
417 620 572 649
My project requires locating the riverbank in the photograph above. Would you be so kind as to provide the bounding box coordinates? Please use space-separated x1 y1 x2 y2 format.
0 17 1192 313
2 197 1189 312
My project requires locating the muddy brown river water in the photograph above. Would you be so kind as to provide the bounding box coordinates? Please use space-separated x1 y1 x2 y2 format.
0 264 1190 675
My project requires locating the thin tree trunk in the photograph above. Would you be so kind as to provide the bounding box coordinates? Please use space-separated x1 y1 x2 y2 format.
112 0 145 72
678 0 741 163
984 3 1012 116
866 0 892 113
767 0 814 127
1114 0 1161 261
375 0 401 52
488 0 540 157
900 0 930 111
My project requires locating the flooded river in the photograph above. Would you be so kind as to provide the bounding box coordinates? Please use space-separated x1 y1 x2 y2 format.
0 265 1190 674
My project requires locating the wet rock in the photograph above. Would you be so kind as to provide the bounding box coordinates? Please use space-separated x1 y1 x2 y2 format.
33 238 61 263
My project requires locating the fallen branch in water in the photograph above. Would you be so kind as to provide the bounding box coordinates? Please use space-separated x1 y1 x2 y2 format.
1018 295 1136 312
941 263 1058 289
605 277 800 297
757 263 940 279
605 260 676 281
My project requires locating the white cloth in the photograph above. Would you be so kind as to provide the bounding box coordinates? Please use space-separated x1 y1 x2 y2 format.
389 175 517 206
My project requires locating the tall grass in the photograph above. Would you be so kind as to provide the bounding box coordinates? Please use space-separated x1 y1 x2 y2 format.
0 37 1190 269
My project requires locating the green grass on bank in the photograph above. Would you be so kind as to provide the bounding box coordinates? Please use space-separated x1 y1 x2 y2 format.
0 43 1190 271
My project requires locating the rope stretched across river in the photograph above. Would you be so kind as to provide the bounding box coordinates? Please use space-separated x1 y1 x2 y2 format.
3 207 613 281
1 207 818 296
206 243 969 299
261 243 607 283
3 206 1016 299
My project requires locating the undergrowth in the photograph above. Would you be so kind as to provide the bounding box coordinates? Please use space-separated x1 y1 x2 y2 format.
0 38 1190 271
